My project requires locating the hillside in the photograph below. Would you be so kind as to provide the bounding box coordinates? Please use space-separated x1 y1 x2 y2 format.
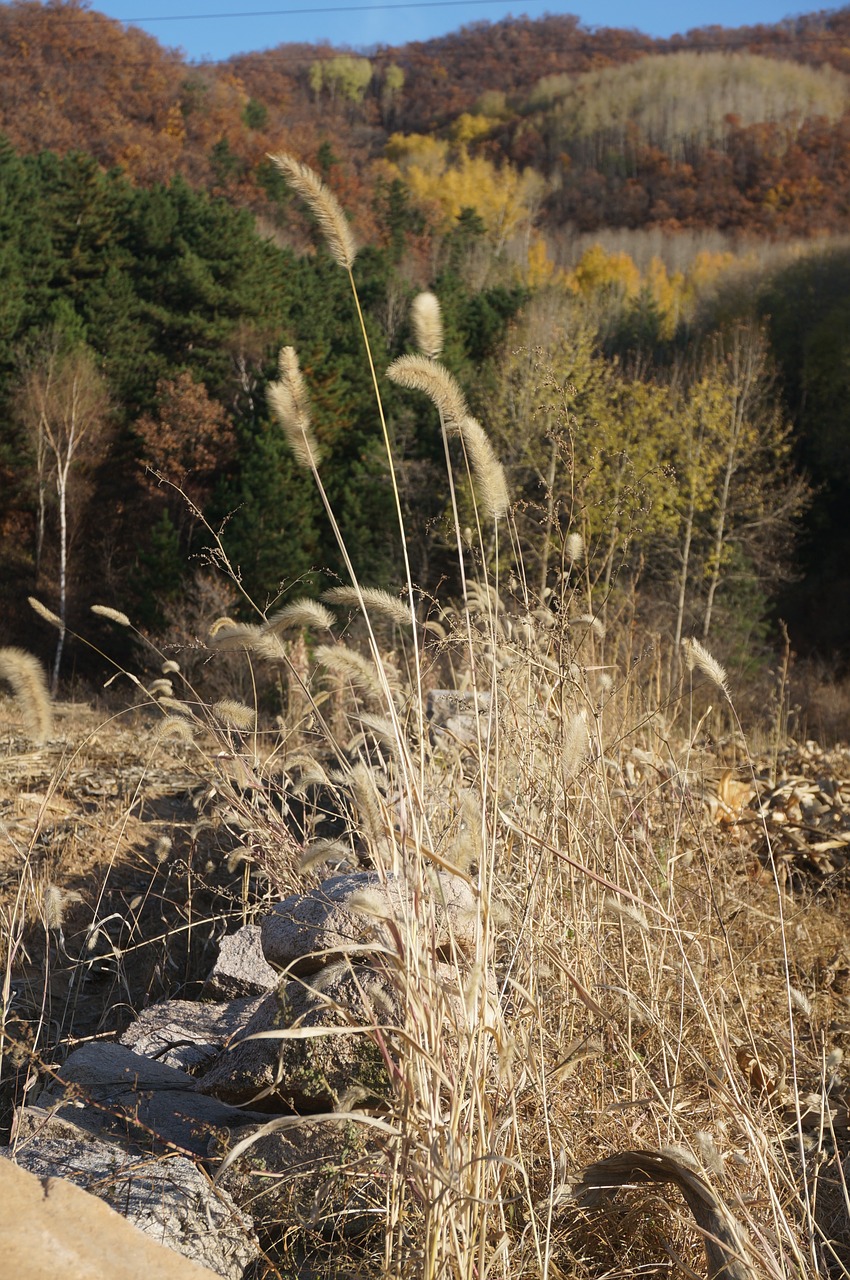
4 12 850 1279
5 3 850 239
2 1 850 685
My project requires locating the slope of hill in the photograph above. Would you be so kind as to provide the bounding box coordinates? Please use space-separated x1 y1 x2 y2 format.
6 2 850 241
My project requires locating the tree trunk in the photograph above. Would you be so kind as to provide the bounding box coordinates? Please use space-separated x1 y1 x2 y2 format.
51 461 69 694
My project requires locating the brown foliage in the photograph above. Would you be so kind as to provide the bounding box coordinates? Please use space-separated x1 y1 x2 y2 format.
135 371 234 506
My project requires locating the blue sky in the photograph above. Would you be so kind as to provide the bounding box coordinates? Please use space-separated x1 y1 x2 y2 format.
91 1 807 63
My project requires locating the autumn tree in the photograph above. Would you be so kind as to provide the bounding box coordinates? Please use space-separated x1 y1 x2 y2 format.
135 369 235 545
15 331 111 689
383 134 545 255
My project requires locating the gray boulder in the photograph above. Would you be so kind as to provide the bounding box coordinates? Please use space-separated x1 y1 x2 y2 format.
120 995 264 1072
261 870 479 976
5 1109 258 1279
36 1042 270 1158
0 1154 226 1280
203 924 280 999
195 963 396 1112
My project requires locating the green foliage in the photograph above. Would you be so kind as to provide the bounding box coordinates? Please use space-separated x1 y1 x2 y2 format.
209 137 246 187
489 300 805 651
309 56 373 106
242 97 268 130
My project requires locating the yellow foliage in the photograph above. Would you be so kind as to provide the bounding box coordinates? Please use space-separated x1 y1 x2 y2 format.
688 250 737 294
526 235 557 288
384 134 545 248
451 113 494 145
572 244 641 299
645 257 685 340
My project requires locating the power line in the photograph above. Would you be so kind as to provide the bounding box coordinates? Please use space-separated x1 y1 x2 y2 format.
115 0 548 23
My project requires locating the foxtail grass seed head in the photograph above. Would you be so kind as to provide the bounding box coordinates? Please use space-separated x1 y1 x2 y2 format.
147 678 174 699
458 415 510 520
789 986 813 1019
161 659 181 675
91 604 131 627
561 710 589 781
153 836 173 864
463 960 484 1023
604 892 649 932
298 839 351 874
208 622 264 651
213 699 256 730
411 291 443 358
251 633 290 663
0 646 53 743
265 599 335 634
44 884 83 930
573 613 606 638
28 597 62 629
347 712 401 758
155 715 194 743
315 644 391 700
682 636 729 697
269 152 358 270
156 698 192 717
694 1132 726 1181
268 348 322 469
565 532 584 564
322 586 411 627
386 354 468 428
347 887 391 920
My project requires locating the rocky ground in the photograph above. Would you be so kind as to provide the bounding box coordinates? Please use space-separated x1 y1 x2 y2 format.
3 693 850 1278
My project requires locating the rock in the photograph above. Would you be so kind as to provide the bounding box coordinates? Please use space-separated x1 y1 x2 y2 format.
195 963 396 1112
5 1109 258 1279
203 924 280 999
37 1042 270 1157
120 995 265 1072
427 689 493 745
0 1153 224 1279
261 870 479 976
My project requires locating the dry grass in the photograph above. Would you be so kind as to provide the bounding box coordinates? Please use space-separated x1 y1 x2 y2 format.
2 158 850 1280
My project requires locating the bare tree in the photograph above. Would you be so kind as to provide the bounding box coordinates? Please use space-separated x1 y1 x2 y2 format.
16 332 111 691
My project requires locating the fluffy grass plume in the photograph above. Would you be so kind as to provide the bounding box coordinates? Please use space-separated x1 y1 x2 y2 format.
147 678 174 699
265 598 335 634
28 596 61 629
43 884 83 930
565 531 584 563
458 415 510 520
208 622 265 651
91 604 131 627
268 346 321 470
315 643 391 701
683 635 729 696
298 838 351 874
213 699 257 730
154 715 195 743
0 646 53 743
322 586 411 627
561 709 590 780
269 152 358 271
411 291 443 358
386 354 468 428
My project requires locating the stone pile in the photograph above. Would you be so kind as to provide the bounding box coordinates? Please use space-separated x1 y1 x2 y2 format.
1 868 484 1276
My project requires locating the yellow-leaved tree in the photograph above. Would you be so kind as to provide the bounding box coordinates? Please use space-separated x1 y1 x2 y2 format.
383 134 545 253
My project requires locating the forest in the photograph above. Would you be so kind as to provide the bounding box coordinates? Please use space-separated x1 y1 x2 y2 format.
2 0 850 707
7 9 850 1279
